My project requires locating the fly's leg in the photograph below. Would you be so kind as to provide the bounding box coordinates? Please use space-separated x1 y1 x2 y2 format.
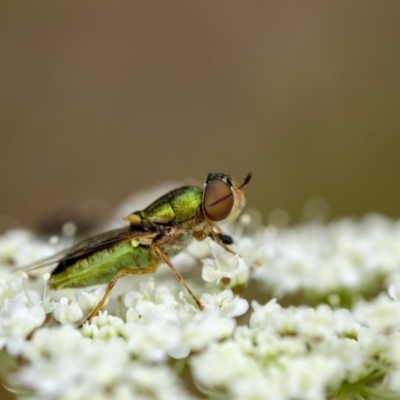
197 225 236 255
194 224 235 254
216 233 233 245
80 265 156 327
209 225 233 245
153 245 203 311
210 230 235 254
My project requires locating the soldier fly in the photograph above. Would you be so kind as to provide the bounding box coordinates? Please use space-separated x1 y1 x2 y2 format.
15 171 252 325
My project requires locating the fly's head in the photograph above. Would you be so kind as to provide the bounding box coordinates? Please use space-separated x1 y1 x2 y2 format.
202 171 252 224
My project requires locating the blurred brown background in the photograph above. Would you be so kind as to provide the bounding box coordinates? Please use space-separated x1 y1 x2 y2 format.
2 1 400 234
1 1 400 398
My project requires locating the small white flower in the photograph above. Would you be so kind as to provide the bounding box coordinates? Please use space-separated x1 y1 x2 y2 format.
202 240 249 286
123 318 183 362
181 312 236 353
125 307 140 323
0 229 34 262
81 313 125 339
388 272 400 300
234 236 268 269
124 278 177 309
332 308 360 337
353 294 400 332
127 364 193 400
386 334 400 392
77 288 107 312
313 337 367 383
200 290 249 318
249 298 282 329
232 375 286 400
357 327 392 359
191 340 259 389
388 367 400 393
89 311 124 328
22 326 83 360
283 355 344 400
295 305 336 341
13 240 55 269
0 292 46 354
252 328 307 359
0 271 24 302
53 297 83 325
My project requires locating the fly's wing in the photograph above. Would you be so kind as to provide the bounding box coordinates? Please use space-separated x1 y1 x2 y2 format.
12 226 157 273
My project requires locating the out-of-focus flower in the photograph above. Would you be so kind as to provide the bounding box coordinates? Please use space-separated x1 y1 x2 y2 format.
0 291 46 354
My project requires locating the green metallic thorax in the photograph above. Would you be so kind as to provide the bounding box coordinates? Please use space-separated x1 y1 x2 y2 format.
139 186 203 226
140 186 205 257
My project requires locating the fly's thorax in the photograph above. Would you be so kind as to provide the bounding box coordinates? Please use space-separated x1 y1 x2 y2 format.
154 220 201 257
137 186 203 226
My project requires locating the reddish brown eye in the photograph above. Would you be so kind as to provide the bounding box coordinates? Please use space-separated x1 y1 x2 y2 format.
203 179 234 222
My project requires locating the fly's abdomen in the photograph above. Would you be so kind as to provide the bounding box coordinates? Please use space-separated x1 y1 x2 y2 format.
49 242 152 289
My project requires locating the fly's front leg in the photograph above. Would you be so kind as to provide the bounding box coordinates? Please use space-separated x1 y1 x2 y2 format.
217 233 233 245
210 230 236 254
194 224 236 255
209 223 234 245
79 265 156 328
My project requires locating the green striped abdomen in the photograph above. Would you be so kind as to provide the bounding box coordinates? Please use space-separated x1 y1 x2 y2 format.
49 242 152 289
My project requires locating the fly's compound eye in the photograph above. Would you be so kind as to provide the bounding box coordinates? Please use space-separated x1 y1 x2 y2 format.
202 179 234 222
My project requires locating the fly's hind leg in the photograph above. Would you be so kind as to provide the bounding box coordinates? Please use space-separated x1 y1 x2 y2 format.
80 265 156 327
153 245 203 311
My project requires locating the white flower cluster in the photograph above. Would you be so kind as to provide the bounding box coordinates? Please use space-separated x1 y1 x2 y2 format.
240 214 400 303
18 326 193 400
1 211 400 399
192 297 400 399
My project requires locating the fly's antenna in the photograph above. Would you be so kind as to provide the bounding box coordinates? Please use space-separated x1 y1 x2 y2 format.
238 170 252 190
